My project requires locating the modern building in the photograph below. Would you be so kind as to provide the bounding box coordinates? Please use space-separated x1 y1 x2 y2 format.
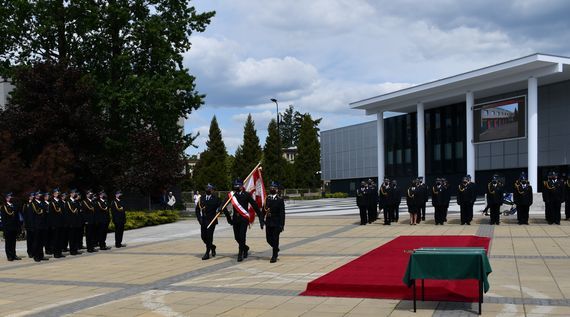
322 53 570 195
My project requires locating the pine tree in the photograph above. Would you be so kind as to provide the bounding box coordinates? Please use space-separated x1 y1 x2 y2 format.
193 116 229 190
263 119 287 186
294 114 321 188
232 114 262 181
280 105 295 148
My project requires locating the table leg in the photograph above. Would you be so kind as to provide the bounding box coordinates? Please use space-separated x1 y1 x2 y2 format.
479 279 483 315
422 278 426 302
413 279 416 312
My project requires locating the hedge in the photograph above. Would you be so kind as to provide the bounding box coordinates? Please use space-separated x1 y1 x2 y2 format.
324 192 349 198
108 210 179 232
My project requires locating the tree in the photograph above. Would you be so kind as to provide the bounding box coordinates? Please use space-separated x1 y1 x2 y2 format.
263 119 287 186
232 114 262 180
279 105 322 147
294 114 321 188
0 132 30 196
193 116 229 190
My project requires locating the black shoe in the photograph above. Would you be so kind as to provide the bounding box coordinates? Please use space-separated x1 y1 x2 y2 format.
7 258 14 262
202 253 210 260
422 217 426 221
41 257 49 261
115 244 127 248
87 249 98 253
100 246 111 250
28 254 34 258
34 258 42 262
270 256 277 263
467 222 471 225
14 256 22 260
211 245 216 257
80 246 86 250
237 254 243 262
54 254 66 258
243 246 249 258
63 248 69 252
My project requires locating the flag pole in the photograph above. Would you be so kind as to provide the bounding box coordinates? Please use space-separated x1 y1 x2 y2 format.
207 161 262 229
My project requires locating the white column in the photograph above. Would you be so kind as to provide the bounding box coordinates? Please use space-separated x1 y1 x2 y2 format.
377 112 385 182
416 102 425 178
528 77 538 192
466 91 475 182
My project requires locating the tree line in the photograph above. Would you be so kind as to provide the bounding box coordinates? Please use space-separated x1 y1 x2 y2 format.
0 1 215 196
192 110 321 191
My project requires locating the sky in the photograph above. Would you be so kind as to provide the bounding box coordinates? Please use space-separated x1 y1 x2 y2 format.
183 0 570 155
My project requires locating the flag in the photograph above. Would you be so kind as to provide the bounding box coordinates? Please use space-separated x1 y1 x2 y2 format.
228 165 265 224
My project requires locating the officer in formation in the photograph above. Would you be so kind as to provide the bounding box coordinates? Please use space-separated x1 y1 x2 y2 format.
405 180 420 225
543 171 564 225
366 179 378 223
223 179 263 262
486 175 504 225
432 178 450 225
379 177 392 225
457 175 476 225
514 173 533 225
1 192 22 261
390 180 402 222
356 181 368 225
263 181 286 263
415 177 429 223
565 176 570 220
2 189 126 262
196 184 220 260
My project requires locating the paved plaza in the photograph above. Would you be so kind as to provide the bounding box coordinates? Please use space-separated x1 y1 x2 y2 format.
1 198 570 316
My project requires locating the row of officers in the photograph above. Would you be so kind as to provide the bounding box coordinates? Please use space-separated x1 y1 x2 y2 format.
356 172 570 226
0 189 127 262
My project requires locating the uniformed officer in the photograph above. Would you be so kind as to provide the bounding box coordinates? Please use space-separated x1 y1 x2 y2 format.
356 181 368 225
263 181 286 263
457 176 476 225
432 178 445 225
66 189 84 255
60 191 70 252
23 192 36 258
95 190 111 250
2 192 22 261
442 178 451 222
223 179 263 262
366 179 378 223
82 189 98 252
487 175 504 225
565 175 570 220
379 178 392 225
390 180 401 222
543 171 563 225
415 177 428 222
42 191 53 255
32 191 49 262
406 180 419 225
111 190 127 248
196 184 220 260
514 173 533 225
49 188 66 258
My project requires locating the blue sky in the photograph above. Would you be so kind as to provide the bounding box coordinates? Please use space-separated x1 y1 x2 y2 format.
183 0 570 155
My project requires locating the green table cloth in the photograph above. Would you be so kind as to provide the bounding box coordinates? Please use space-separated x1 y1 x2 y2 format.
402 247 492 293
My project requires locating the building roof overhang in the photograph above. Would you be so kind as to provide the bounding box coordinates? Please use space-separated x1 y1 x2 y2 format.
350 53 570 115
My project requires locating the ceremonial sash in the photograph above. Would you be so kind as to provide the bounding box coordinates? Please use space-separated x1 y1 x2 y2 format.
228 192 253 223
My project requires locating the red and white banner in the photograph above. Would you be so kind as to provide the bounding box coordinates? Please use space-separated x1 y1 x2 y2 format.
227 166 265 223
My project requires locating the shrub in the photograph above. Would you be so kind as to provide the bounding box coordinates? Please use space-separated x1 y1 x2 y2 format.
108 210 179 232
325 192 348 198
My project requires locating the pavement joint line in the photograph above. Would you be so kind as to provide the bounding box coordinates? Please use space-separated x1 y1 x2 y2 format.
162 285 300 297
26 223 356 316
0 277 134 289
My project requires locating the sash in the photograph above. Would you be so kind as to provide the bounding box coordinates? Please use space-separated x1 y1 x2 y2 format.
228 191 253 223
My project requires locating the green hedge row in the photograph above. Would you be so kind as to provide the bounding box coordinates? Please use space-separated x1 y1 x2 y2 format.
108 210 179 232
324 192 349 198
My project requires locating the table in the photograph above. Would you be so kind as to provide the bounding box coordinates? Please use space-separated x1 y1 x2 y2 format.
402 247 492 315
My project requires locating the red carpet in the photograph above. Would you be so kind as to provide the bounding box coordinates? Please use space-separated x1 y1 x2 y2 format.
301 235 490 302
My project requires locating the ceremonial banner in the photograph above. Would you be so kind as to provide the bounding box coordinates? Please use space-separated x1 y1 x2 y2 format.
241 166 266 223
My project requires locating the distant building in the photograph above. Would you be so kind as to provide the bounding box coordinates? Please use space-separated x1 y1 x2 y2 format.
0 77 14 110
282 146 297 163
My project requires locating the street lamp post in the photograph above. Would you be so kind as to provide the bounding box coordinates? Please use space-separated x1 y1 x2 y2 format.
270 98 280 161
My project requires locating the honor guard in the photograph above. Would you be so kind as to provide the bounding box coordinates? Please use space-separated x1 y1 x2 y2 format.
95 190 111 250
263 181 286 263
32 191 49 262
390 180 401 222
111 190 127 248
415 177 428 222
543 171 563 225
23 192 35 258
2 192 22 261
366 179 378 223
82 189 98 252
196 184 220 260
457 175 476 225
379 178 392 225
432 178 445 225
42 191 53 255
223 179 263 262
49 189 66 258
442 178 451 222
486 175 504 225
406 180 420 225
60 191 70 253
66 189 84 255
514 173 533 225
356 181 368 225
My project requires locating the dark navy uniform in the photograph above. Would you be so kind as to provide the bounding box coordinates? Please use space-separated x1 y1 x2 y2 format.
565 179 570 220
406 182 420 225
82 196 97 252
2 194 21 261
486 177 504 225
543 173 563 225
224 181 262 262
196 186 220 260
379 180 391 225
49 194 66 258
94 196 110 250
366 180 378 223
66 196 84 255
356 182 368 225
514 178 533 225
31 195 48 261
432 179 446 225
22 193 35 258
264 186 285 263
416 178 428 222
390 181 401 222
111 192 126 248
457 178 476 225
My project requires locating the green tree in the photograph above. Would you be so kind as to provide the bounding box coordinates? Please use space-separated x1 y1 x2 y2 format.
193 116 229 190
279 105 322 147
294 114 321 188
263 119 287 186
232 114 262 180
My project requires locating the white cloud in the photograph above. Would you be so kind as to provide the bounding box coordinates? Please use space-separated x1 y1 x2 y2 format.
232 57 318 90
